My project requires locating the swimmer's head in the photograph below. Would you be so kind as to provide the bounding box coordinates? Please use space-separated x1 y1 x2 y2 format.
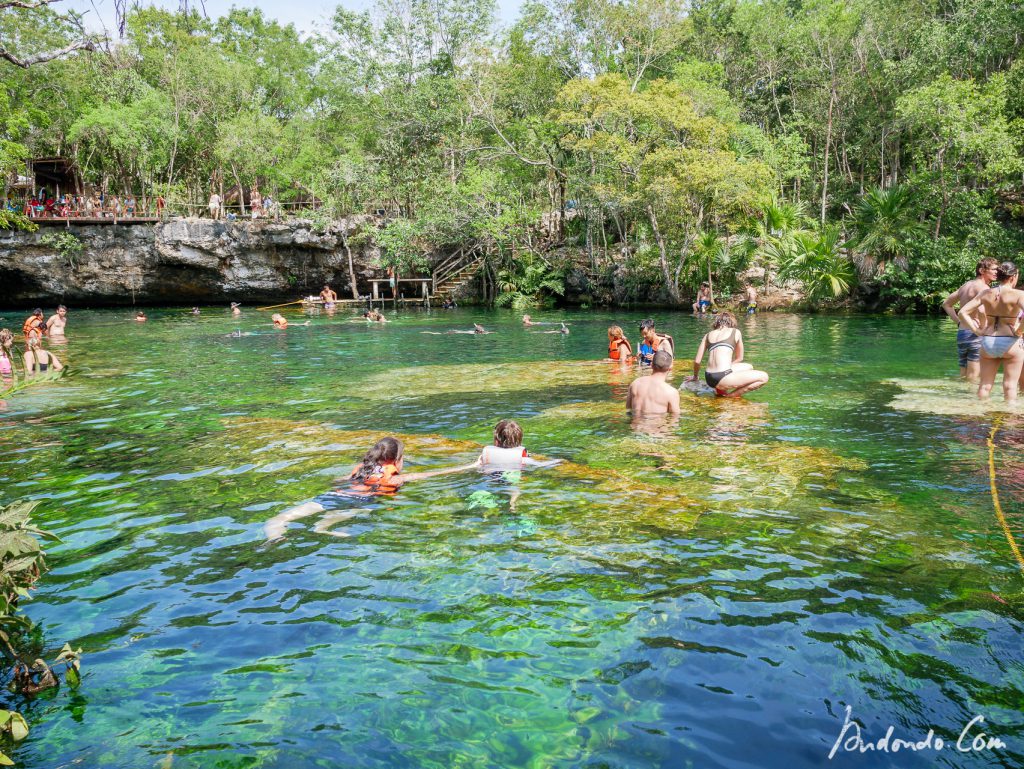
493 419 523 449
639 319 657 340
651 350 673 372
0 329 13 349
976 258 998 277
31 308 42 318
522 315 531 322
56 305 67 315
700 282 710 289
474 324 486 333
608 325 624 340
353 437 405 480
713 311 738 329
996 261 1018 283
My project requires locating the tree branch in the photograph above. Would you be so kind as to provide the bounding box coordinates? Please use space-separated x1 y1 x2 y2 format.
0 37 99 67
0 1 63 9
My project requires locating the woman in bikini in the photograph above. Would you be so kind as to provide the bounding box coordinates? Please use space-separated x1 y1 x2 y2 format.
689 311 768 397
959 261 1024 403
22 337 63 376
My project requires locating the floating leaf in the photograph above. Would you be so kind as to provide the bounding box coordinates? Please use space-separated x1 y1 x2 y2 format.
10 713 28 741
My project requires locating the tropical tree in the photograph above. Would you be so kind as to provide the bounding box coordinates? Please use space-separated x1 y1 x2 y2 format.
847 185 927 278
777 227 855 301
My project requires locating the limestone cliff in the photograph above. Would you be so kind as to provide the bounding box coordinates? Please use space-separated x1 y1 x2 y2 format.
0 217 385 305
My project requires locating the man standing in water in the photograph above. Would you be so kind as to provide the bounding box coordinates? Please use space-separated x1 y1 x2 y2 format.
319 284 338 308
942 257 998 380
46 305 68 337
626 351 680 415
637 319 674 366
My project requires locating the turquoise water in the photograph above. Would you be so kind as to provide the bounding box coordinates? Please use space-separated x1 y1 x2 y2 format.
0 307 1021 768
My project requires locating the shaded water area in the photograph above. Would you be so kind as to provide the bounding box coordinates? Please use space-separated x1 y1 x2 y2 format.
0 307 1022 768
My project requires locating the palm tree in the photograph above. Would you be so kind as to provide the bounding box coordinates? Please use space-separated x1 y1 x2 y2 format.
778 227 855 301
848 185 926 278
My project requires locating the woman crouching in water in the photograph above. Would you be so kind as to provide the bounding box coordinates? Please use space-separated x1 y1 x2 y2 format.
689 311 768 397
264 437 475 540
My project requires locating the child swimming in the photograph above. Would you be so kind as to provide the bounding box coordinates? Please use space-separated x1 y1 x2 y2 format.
472 420 561 511
264 437 475 540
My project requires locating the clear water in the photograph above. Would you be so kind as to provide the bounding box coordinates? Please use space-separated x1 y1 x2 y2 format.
0 307 1021 769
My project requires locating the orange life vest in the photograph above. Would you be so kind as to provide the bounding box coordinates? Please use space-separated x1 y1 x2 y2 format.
609 336 633 360
22 316 43 338
348 462 401 495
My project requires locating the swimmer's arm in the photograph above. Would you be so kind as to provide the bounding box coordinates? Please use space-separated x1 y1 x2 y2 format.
941 289 961 322
668 389 680 414
523 457 562 468
398 462 480 482
691 335 707 377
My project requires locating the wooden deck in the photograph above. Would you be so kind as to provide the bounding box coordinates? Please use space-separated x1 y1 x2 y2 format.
29 216 162 225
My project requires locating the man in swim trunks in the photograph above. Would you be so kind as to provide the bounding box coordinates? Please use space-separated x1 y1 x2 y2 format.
693 283 713 314
320 284 338 307
744 283 757 314
626 350 680 415
636 319 674 366
942 257 998 380
46 305 68 336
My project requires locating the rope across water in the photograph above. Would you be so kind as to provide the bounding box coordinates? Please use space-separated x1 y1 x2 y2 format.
986 415 1024 572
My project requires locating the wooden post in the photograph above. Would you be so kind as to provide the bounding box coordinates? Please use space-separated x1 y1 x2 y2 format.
372 281 379 300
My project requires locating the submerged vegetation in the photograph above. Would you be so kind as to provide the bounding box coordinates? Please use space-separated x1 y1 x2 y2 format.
2 0 1024 307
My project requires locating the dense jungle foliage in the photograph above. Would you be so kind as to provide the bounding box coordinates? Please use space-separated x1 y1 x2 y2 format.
2 0 1024 308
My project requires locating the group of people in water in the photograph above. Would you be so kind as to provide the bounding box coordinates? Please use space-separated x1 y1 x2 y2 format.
0 306 67 382
943 259 1024 403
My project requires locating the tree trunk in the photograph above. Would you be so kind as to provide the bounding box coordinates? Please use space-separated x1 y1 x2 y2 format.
232 164 246 216
646 204 681 304
821 86 835 224
341 225 358 299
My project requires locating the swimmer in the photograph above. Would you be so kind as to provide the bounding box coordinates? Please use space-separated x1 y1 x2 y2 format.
942 257 999 380
22 308 44 341
46 305 68 336
537 323 569 334
522 314 537 326
264 437 476 540
365 310 389 322
693 282 713 314
230 302 242 316
135 311 147 322
626 350 680 415
637 319 674 366
22 337 63 375
191 307 201 315
958 261 1024 403
689 311 768 397
607 325 634 365
421 324 493 335
476 419 562 470
272 313 288 328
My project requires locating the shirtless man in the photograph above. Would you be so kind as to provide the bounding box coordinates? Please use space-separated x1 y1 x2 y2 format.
320 284 338 307
626 350 680 415
46 305 67 337
744 284 758 314
942 257 998 380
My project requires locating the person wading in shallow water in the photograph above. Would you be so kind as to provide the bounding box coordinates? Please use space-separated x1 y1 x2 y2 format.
22 337 63 375
627 350 680 415
958 261 1024 404
942 257 999 381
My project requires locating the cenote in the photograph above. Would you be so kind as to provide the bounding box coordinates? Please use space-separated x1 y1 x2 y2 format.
0 307 1021 769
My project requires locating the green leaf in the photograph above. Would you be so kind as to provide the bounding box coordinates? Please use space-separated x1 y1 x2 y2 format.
10 713 28 741
65 665 80 688
0 751 13 766
0 711 12 727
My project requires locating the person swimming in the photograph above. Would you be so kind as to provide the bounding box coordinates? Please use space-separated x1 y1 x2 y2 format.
421 324 493 335
264 437 476 540
537 323 569 334
135 311 147 322
689 311 768 397
230 302 242 316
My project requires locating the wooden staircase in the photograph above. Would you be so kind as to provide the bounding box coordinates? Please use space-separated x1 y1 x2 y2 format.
432 246 485 299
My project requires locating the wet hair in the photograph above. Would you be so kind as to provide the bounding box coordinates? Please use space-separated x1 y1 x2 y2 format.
996 261 1018 282
32 308 42 316
608 325 624 340
652 350 673 372
56 304 67 312
0 329 12 350
493 419 523 449
976 258 999 276
352 437 404 481
713 311 738 329
639 318 656 332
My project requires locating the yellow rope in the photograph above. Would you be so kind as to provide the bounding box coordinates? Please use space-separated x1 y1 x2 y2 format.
986 415 1024 572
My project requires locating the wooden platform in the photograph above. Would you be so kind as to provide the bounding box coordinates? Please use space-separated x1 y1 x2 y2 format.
28 216 161 225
